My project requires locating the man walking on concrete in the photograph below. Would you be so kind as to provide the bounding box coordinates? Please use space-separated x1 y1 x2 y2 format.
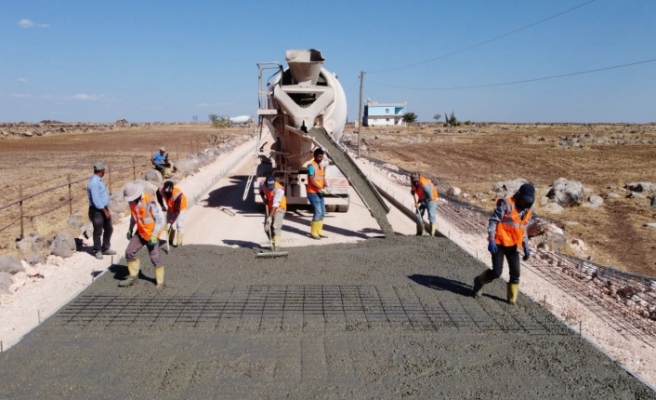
120 182 166 288
410 172 439 236
259 175 287 248
87 162 116 260
156 180 187 247
306 148 329 240
471 183 535 304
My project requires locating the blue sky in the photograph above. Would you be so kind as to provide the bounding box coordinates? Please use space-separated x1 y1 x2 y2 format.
1 0 654 123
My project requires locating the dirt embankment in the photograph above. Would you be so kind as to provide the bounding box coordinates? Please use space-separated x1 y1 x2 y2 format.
349 122 656 277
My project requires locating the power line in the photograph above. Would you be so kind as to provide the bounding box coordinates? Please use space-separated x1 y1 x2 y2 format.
369 58 656 90
369 0 597 74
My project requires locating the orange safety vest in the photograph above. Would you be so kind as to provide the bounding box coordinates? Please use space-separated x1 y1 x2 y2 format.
159 186 187 212
306 160 325 194
494 197 532 247
261 181 287 211
412 176 438 202
129 193 162 240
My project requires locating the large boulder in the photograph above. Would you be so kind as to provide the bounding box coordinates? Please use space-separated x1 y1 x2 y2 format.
447 186 461 197
547 178 584 207
15 232 44 255
49 231 77 258
543 203 565 214
67 210 84 230
625 182 656 193
0 272 12 294
492 179 528 198
176 157 200 176
0 255 25 274
144 169 163 183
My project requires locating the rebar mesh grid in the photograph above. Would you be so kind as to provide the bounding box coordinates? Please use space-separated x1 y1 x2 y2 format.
55 285 567 335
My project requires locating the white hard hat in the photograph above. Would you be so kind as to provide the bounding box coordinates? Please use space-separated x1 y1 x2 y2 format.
123 182 143 202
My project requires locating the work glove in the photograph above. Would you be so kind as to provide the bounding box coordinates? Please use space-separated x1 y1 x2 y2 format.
126 229 133 240
149 235 158 246
264 221 271 232
414 203 419 208
488 240 498 254
523 244 531 261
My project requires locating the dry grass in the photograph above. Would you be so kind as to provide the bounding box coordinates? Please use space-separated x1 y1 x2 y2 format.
0 123 251 256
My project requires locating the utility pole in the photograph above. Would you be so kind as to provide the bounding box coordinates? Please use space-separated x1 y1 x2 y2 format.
357 70 365 158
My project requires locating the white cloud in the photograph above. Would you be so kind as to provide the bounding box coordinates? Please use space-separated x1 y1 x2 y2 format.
70 94 105 101
10 93 32 98
18 78 28 83
18 19 49 29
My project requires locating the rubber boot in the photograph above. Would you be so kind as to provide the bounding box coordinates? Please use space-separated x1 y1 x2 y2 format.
507 283 519 305
273 235 281 248
317 221 328 238
430 223 437 237
118 260 140 287
168 229 176 247
155 267 165 289
471 271 493 298
310 221 321 240
177 233 183 247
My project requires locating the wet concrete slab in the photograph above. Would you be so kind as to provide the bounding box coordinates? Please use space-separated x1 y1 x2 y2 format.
0 238 654 399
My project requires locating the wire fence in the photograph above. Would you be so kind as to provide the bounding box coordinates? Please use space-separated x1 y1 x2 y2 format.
0 157 149 242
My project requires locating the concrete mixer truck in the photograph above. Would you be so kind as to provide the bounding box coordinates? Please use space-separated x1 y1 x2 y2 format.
245 49 392 235
249 49 351 212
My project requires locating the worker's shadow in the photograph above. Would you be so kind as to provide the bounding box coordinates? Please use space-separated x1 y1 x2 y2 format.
107 264 157 285
203 175 260 214
408 274 473 297
222 239 263 249
283 213 369 239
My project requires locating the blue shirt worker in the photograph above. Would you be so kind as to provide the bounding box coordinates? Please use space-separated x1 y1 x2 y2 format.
151 147 171 176
87 162 116 259
471 183 535 305
410 172 439 236
306 148 329 240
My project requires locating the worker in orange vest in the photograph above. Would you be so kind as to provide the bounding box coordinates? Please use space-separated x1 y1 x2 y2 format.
120 182 166 288
410 172 439 236
306 148 329 240
472 183 535 304
259 175 287 247
156 180 188 247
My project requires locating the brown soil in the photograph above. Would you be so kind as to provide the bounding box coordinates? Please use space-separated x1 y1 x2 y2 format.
0 123 251 254
355 122 656 277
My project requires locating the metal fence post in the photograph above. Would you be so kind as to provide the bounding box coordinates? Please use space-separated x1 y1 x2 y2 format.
132 157 136 180
68 174 73 214
19 184 24 240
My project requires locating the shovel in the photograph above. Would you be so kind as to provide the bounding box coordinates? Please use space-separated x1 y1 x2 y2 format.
413 194 424 236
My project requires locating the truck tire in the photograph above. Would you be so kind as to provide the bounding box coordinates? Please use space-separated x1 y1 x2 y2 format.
325 204 337 213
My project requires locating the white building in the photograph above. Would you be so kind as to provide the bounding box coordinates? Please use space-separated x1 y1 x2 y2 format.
363 100 407 126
